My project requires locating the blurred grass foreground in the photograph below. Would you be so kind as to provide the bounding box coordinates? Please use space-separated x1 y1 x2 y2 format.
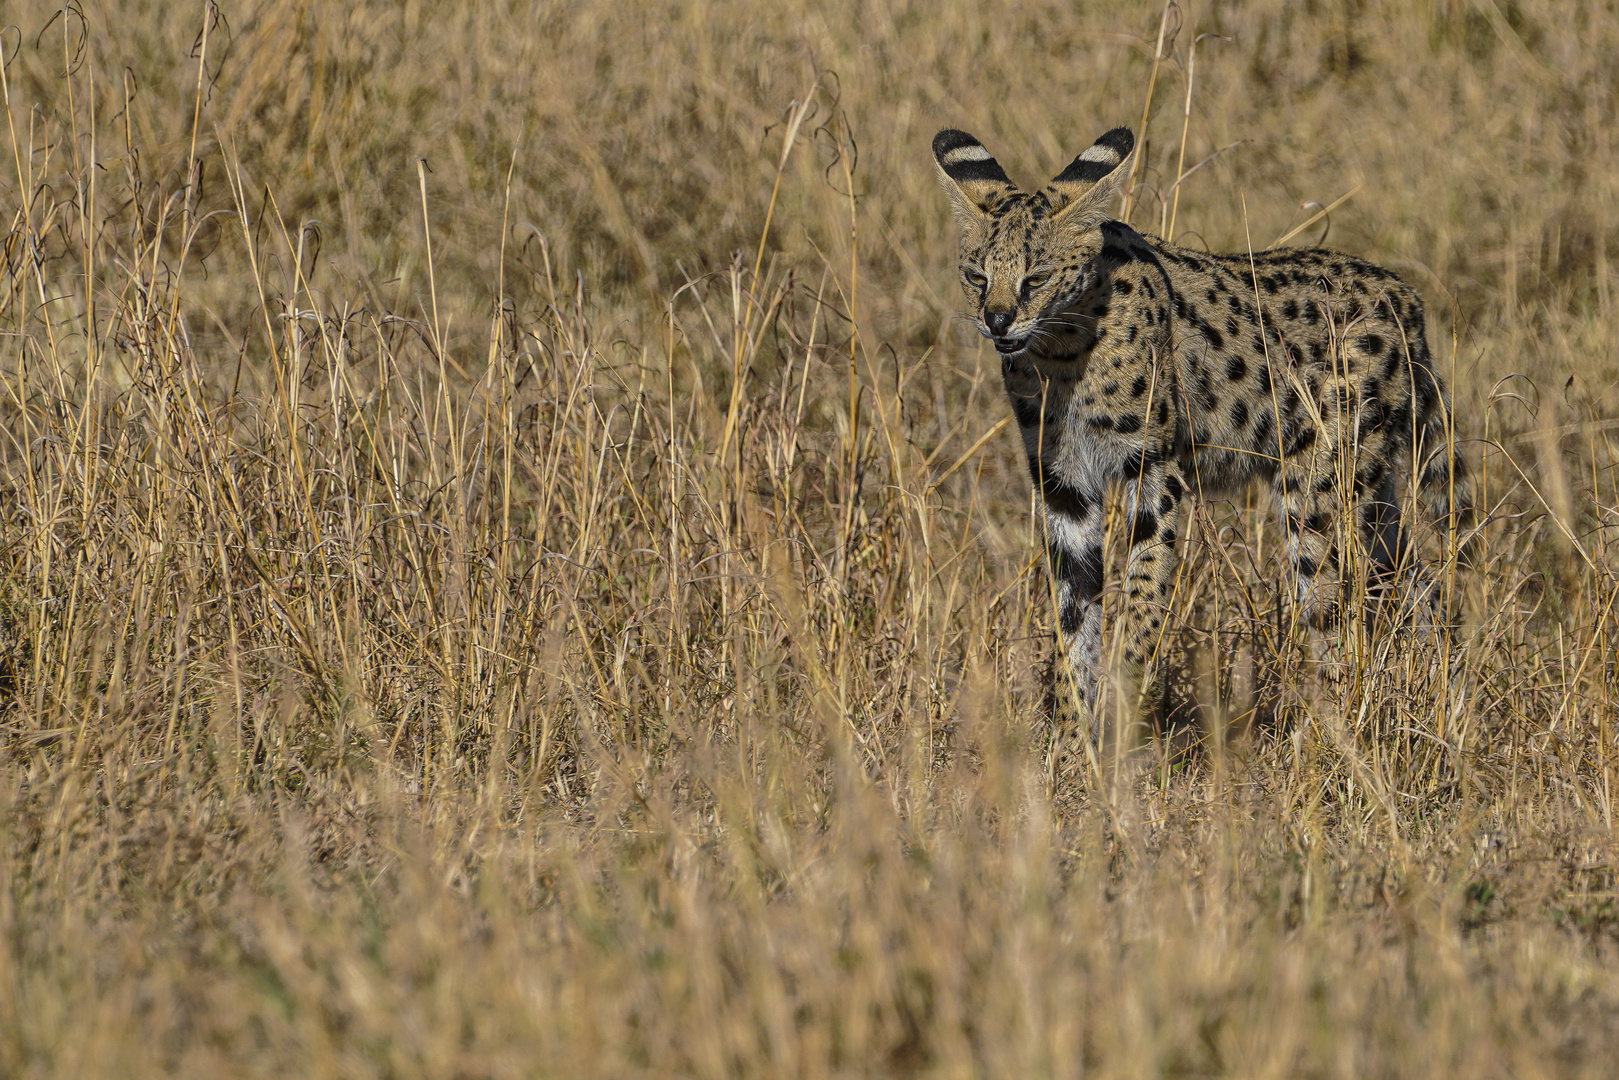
2 1 1619 1076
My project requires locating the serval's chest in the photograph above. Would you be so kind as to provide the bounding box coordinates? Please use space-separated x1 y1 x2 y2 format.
1004 254 1180 493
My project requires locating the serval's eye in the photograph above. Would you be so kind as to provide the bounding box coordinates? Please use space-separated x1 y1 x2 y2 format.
964 270 988 289
1021 273 1049 294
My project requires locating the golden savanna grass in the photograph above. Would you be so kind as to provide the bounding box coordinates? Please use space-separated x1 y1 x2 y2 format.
3 0 1618 1075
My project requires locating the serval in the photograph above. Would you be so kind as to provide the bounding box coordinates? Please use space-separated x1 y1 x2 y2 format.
931 125 1475 770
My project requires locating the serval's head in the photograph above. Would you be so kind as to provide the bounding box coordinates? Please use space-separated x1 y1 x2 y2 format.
932 127 1135 354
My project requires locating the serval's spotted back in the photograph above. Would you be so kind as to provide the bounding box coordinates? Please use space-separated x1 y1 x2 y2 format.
932 126 1475 771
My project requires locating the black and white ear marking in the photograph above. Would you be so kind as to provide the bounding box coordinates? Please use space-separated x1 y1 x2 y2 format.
933 129 1017 218
1046 127 1136 221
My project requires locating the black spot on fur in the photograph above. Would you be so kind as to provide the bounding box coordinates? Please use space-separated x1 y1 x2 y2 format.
1114 413 1142 434
1073 544 1104 600
1130 374 1147 398
1226 355 1247 382
1130 509 1159 545
1251 411 1274 447
1059 599 1083 634
1033 464 1093 521
1124 445 1171 475
1284 424 1317 457
1229 399 1249 430
1164 474 1184 502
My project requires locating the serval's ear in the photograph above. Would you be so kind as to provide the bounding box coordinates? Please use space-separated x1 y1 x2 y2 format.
1045 127 1135 223
933 129 1017 220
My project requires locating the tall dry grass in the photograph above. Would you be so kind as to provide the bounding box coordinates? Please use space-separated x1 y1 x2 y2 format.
1 0 1616 1075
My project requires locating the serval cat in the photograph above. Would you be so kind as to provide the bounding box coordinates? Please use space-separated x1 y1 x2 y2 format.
931 125 1475 772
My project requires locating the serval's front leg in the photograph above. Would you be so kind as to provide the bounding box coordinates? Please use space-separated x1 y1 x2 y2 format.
1044 455 1187 772
1041 474 1106 779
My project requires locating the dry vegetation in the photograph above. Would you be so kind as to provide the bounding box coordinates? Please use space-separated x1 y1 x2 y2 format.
2 0 1618 1075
